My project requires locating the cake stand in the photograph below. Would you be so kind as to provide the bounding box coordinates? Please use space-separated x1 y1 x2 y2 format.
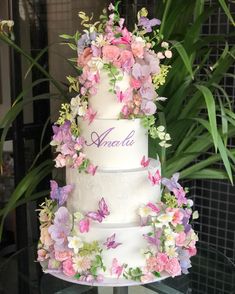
46 270 170 293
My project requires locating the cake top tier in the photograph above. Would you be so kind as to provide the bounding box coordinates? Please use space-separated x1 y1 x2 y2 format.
73 4 172 119
51 3 172 172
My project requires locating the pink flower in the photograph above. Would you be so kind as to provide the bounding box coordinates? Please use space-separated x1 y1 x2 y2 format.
131 42 144 58
55 250 72 262
72 152 86 168
121 105 130 117
175 232 186 246
110 258 124 278
118 50 135 71
63 258 76 277
40 226 54 247
77 47 93 67
140 272 155 283
165 258 181 277
146 256 158 272
37 249 48 262
48 259 61 270
111 27 132 45
79 218 90 233
130 77 142 89
155 252 169 272
102 45 120 62
54 154 66 168
171 209 184 226
187 246 197 257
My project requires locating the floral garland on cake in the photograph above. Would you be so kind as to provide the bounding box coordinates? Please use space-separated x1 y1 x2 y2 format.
51 3 172 172
37 171 198 283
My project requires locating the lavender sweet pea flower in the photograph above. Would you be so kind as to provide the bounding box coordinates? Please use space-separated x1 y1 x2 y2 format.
77 31 97 52
51 121 72 146
144 50 161 75
132 63 151 80
139 83 156 100
141 100 157 115
178 249 192 274
48 207 71 248
138 17 161 33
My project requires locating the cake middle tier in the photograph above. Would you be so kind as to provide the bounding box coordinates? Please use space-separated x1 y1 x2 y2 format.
66 159 161 224
78 118 148 170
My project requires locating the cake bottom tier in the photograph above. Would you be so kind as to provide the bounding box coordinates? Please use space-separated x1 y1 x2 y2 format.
82 223 151 278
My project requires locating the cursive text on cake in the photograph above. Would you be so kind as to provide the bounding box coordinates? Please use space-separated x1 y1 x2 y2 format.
85 127 135 148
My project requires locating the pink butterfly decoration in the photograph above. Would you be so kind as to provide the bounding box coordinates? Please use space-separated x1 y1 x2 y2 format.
83 107 97 125
86 163 98 176
50 180 73 206
141 155 150 168
86 197 110 223
116 87 132 103
110 258 124 278
79 218 90 233
148 169 161 185
103 233 122 249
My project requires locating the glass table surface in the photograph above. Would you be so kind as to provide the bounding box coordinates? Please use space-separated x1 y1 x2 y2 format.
0 241 234 294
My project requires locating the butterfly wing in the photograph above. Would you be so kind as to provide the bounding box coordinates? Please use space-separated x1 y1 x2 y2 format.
59 184 73 205
50 180 58 200
86 211 103 223
99 197 110 217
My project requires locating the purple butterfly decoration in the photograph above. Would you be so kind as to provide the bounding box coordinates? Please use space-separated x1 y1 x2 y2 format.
138 17 161 33
50 180 73 206
161 173 181 191
86 197 110 223
103 233 122 250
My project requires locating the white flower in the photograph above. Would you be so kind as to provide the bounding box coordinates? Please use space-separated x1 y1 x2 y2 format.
187 199 194 207
67 236 83 254
87 57 104 71
78 101 88 116
70 95 81 117
133 36 146 44
165 246 178 258
161 42 169 49
138 205 155 218
92 35 109 47
72 256 91 273
157 213 173 226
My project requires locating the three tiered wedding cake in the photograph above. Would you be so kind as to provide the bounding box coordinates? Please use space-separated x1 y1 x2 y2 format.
37 3 198 285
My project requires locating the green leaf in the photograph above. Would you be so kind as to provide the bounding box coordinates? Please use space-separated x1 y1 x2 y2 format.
195 85 218 152
172 42 194 79
218 0 235 26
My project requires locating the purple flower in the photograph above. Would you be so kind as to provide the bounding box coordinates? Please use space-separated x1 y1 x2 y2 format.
51 121 72 146
144 50 161 75
139 83 156 100
178 249 192 274
48 207 71 248
138 17 161 33
132 63 151 81
77 32 97 52
141 100 157 115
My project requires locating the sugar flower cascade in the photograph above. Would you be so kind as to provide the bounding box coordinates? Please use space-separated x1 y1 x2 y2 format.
37 2 198 285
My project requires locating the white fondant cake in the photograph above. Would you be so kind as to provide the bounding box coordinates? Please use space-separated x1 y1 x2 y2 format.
38 4 197 286
78 118 148 170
